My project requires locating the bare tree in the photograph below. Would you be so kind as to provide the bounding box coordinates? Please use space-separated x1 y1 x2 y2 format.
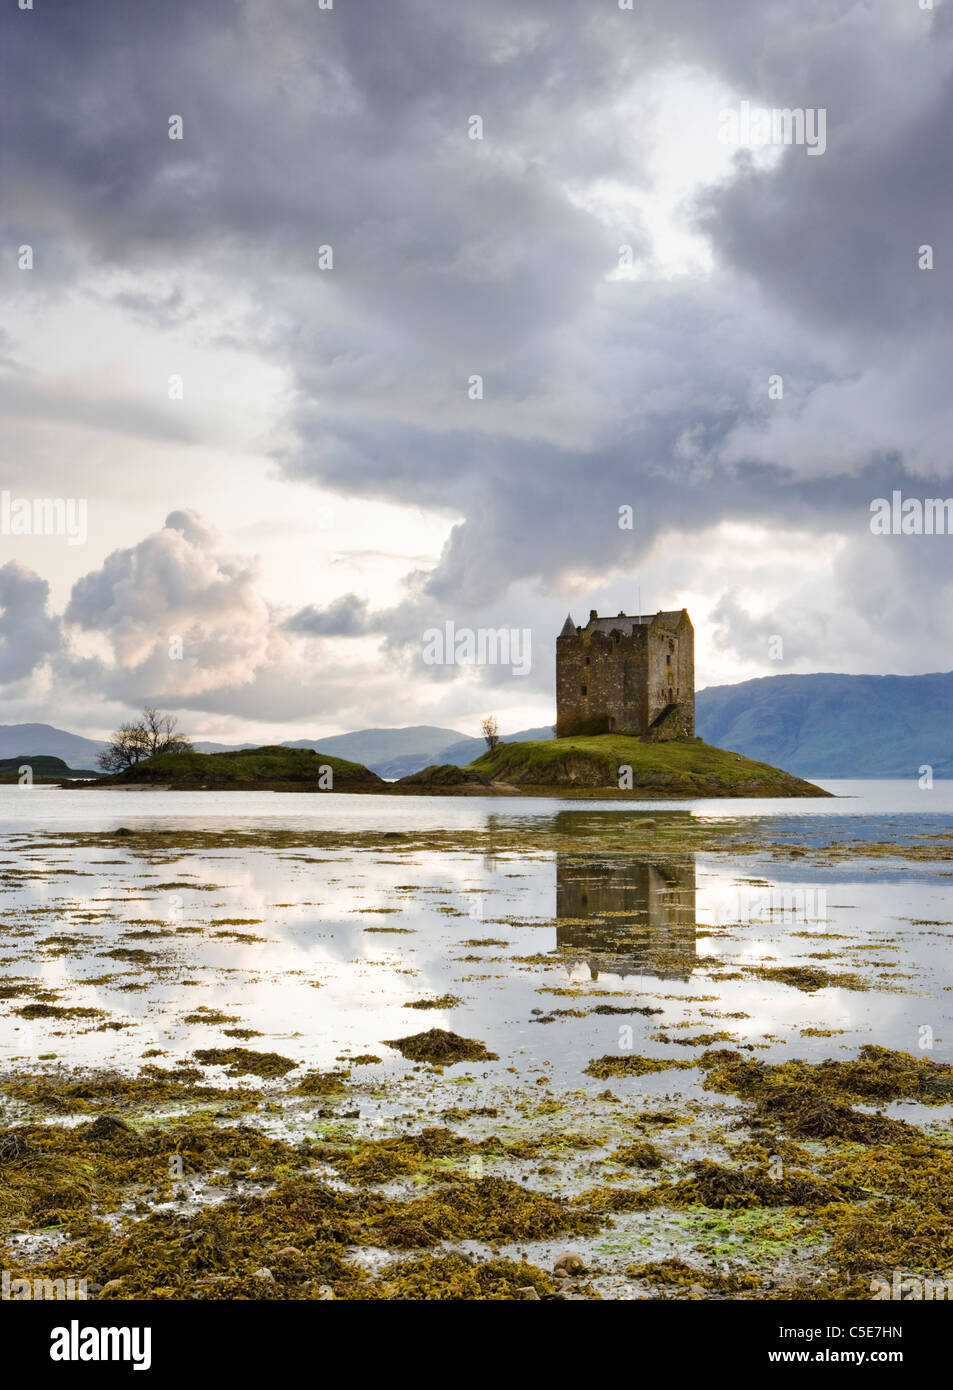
481 715 500 751
98 710 193 772
97 722 150 773
141 708 192 757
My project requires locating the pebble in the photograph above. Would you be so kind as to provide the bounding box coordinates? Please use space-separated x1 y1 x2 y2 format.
553 1252 587 1277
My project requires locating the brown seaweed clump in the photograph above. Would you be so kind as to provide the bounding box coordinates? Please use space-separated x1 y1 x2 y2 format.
403 995 463 1010
626 1258 761 1293
576 1159 850 1214
754 965 869 993
700 1045 953 1108
369 1175 601 1247
192 1048 298 1079
312 1127 480 1184
355 1252 562 1300
293 1070 350 1097
756 1091 915 1144
659 1159 852 1210
611 1141 664 1169
584 1055 694 1079
382 1028 498 1065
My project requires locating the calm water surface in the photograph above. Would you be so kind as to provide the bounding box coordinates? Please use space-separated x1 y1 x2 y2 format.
0 781 950 1101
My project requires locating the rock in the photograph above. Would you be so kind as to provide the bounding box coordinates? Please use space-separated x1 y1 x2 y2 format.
276 1246 302 1260
86 1283 103 1297
302 1281 334 1299
687 1283 707 1300
395 765 492 790
85 1114 134 1141
99 1279 125 1297
516 1286 540 1300
114 828 134 836
253 1267 274 1281
554 1252 587 1277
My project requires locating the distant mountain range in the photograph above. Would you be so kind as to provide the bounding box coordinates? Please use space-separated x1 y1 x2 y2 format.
0 723 108 767
695 671 953 778
2 671 949 779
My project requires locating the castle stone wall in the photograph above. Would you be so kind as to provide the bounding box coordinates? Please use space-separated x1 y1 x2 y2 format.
556 608 694 739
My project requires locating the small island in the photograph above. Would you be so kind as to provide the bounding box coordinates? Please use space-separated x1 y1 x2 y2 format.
395 734 831 798
90 735 829 798
98 745 383 792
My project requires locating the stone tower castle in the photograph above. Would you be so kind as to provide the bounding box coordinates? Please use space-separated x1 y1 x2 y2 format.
556 607 694 740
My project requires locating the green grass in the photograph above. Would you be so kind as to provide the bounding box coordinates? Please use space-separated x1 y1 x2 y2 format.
99 736 827 798
112 745 381 788
467 736 829 796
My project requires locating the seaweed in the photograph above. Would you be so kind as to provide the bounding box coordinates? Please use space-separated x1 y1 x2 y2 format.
584 1055 694 1079
192 1049 298 1079
383 1029 498 1065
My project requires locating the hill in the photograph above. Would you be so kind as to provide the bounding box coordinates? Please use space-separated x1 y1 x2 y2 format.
0 723 107 765
424 725 554 771
104 746 383 790
465 735 829 797
281 725 467 777
0 755 100 783
695 671 953 778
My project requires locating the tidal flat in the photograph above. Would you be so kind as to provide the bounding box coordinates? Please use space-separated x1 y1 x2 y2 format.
1 794 952 1300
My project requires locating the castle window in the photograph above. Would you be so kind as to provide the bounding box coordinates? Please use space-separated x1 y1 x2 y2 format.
666 653 672 666
585 657 590 666
581 685 587 697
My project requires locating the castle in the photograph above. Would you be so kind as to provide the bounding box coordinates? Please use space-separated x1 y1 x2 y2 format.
556 607 694 740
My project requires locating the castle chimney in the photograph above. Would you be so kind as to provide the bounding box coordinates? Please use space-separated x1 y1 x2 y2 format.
589 609 597 621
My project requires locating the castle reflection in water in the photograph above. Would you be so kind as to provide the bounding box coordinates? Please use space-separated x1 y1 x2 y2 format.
555 853 697 981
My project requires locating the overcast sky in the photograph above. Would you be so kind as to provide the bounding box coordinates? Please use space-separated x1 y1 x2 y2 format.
2 0 951 743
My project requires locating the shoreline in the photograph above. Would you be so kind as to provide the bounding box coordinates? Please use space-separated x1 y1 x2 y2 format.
62 779 834 800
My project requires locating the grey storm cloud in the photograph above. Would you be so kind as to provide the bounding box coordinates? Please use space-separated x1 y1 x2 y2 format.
285 593 374 638
3 0 953 718
0 562 62 684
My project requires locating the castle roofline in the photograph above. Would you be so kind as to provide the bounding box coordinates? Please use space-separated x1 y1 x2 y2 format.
579 608 688 636
559 613 576 637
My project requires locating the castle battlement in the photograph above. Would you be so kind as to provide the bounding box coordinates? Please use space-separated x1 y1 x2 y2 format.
555 607 694 740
